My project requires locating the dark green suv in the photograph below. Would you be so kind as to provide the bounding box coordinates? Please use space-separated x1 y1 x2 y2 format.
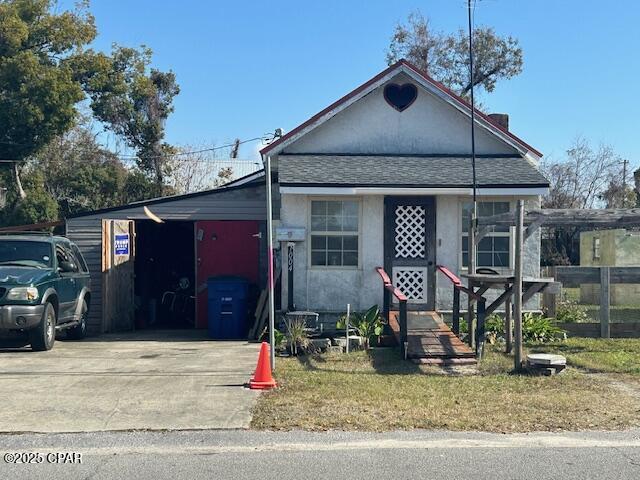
0 234 91 351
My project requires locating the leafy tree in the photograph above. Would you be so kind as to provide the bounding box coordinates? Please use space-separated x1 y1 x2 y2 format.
0 169 58 226
0 0 98 198
32 121 157 218
86 45 180 194
386 11 523 97
0 119 159 227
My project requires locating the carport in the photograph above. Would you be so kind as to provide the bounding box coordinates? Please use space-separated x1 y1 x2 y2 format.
65 171 270 337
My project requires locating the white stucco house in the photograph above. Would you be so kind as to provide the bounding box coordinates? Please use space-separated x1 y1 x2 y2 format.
261 59 548 321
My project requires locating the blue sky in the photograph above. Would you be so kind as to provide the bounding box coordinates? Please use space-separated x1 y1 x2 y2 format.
60 0 639 166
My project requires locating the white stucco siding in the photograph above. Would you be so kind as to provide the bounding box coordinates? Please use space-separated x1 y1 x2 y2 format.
279 194 384 313
280 193 542 315
435 196 461 310
282 73 518 156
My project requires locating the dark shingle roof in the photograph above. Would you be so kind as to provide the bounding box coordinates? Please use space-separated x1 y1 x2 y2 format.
278 155 549 188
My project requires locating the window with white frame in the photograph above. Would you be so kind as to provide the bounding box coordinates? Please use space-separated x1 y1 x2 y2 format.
310 200 359 267
461 201 511 268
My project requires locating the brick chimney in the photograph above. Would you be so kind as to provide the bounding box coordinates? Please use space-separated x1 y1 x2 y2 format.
488 113 509 131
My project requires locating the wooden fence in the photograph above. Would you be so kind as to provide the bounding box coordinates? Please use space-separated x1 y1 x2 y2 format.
543 266 640 338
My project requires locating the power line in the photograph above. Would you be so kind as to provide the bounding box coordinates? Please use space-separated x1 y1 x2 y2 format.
115 136 268 161
0 134 275 162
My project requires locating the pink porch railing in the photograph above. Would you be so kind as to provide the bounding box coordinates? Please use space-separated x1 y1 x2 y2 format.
375 267 408 358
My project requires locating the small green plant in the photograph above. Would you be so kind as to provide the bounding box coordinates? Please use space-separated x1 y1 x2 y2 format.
337 305 386 349
484 314 505 344
273 329 286 352
522 312 565 342
454 312 563 344
555 301 588 324
285 317 309 356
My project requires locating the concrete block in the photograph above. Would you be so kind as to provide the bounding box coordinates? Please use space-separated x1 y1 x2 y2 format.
526 353 566 366
331 337 347 347
309 338 331 352
326 346 344 354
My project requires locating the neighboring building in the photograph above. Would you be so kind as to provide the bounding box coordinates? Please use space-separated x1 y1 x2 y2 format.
580 229 640 305
262 59 548 322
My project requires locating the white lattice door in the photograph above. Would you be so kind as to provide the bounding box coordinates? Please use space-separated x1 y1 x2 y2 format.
385 197 436 309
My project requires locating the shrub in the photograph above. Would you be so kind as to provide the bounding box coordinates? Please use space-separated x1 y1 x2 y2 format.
485 314 505 344
456 312 564 344
555 301 588 324
522 312 565 342
337 305 386 349
285 317 309 356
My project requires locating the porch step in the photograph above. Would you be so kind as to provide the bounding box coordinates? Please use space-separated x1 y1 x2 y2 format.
410 357 478 366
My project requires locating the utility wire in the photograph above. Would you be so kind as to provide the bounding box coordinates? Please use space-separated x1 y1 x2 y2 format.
0 134 274 163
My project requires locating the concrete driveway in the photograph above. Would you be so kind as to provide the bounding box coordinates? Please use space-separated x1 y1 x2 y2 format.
0 330 261 433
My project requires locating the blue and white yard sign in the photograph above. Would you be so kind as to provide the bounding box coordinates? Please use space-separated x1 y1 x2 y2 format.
114 234 130 256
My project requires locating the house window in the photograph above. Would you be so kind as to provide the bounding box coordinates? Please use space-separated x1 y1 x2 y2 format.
593 237 601 261
461 201 511 268
310 200 359 267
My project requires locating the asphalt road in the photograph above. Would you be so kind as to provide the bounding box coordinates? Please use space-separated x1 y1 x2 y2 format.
2 429 640 479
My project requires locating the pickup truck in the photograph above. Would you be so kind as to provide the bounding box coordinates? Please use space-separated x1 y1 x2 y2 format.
0 234 91 351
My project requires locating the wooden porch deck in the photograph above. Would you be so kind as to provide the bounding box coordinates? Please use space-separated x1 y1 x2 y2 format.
389 311 477 366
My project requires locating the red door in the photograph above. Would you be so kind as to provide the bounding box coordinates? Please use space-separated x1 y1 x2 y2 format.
195 221 260 328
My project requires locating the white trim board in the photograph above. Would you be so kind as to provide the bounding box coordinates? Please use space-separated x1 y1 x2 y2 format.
279 186 549 196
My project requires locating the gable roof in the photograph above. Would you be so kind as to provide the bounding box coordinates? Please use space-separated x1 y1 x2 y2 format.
260 59 542 159
278 154 549 189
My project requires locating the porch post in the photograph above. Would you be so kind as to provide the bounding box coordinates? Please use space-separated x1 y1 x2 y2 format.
452 287 460 336
504 291 513 354
476 297 486 359
287 242 294 311
513 200 524 371
399 298 408 359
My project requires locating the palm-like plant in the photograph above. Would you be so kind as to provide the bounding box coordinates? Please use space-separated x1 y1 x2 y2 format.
337 305 386 349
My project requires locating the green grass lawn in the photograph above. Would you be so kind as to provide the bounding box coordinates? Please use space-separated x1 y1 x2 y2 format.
530 338 640 375
562 288 640 323
251 343 640 432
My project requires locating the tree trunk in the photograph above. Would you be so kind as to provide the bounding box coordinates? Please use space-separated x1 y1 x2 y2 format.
13 162 26 200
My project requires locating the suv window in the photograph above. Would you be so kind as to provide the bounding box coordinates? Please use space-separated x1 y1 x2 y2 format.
55 243 79 273
70 244 88 272
0 240 53 268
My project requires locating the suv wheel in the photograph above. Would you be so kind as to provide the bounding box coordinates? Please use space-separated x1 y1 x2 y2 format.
30 302 56 351
67 299 88 340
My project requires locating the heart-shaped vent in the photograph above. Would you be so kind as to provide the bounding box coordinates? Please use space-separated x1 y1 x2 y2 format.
383 83 418 112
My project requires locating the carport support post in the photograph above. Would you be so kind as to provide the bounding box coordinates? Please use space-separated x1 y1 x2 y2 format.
265 154 276 370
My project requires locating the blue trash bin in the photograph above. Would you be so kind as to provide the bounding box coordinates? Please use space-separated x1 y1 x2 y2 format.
207 276 249 339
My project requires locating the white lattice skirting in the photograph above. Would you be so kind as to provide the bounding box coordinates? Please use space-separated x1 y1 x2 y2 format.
394 205 426 259
392 267 428 304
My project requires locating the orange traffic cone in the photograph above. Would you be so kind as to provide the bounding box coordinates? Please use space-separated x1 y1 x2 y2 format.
249 342 277 390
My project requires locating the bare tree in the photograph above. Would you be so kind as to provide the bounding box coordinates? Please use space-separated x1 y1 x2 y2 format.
541 137 621 209
166 144 238 194
540 137 632 265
